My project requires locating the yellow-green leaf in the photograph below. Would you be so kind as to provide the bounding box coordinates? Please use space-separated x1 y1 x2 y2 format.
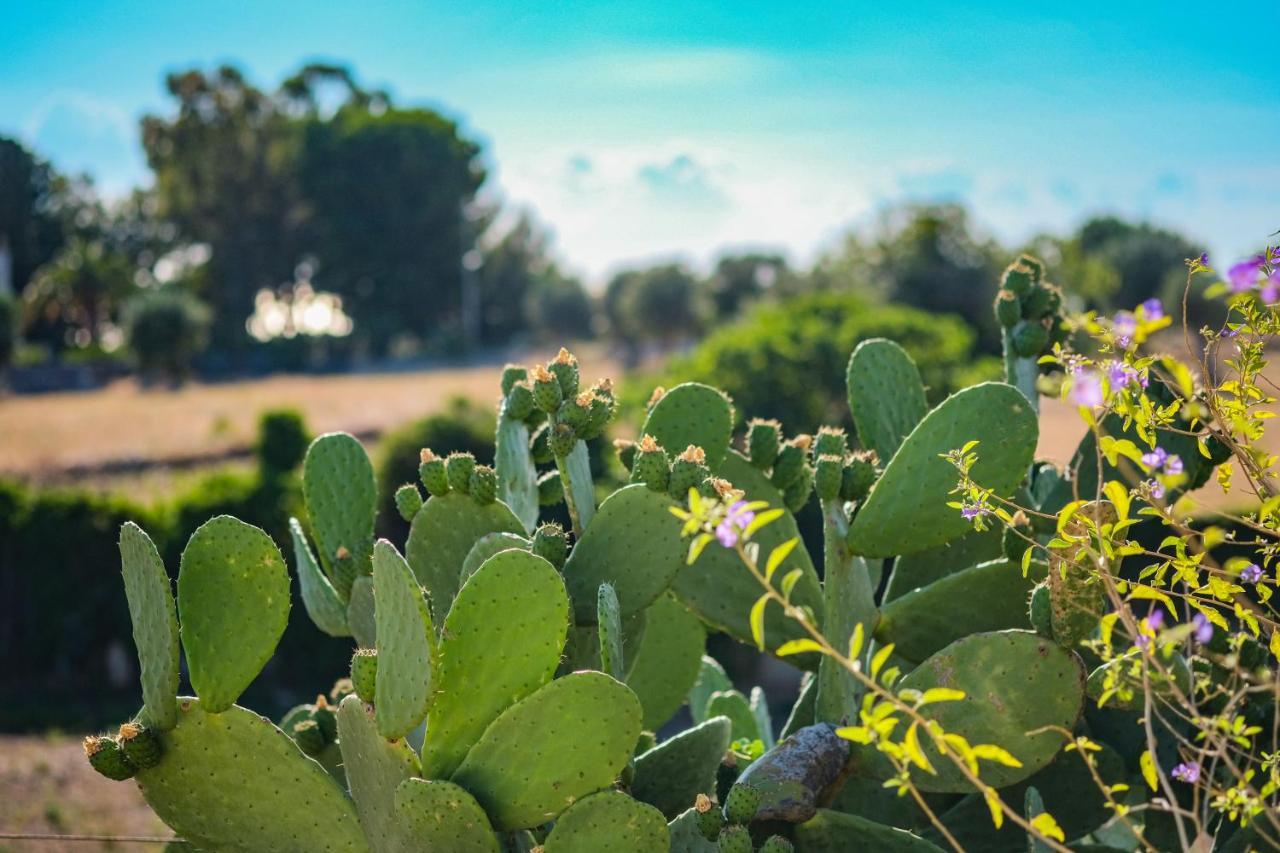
920 687 966 705
1030 812 1066 843
984 787 1004 829
848 622 865 661
765 538 800 583
971 744 1023 768
870 644 895 680
780 568 804 601
744 508 784 538
749 594 770 651
903 722 935 774
1140 750 1158 791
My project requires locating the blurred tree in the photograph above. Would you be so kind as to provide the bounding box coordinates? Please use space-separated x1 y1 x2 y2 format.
706 252 788 320
810 204 1004 348
123 287 211 385
0 293 16 372
23 237 136 349
474 213 557 345
524 271 594 341
0 136 72 298
141 66 307 355
605 264 702 347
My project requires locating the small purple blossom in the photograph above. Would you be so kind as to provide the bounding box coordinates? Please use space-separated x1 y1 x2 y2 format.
1240 563 1264 584
1262 279 1280 305
1192 612 1213 644
1106 360 1146 390
1228 256 1265 293
1198 252 1210 266
1070 371 1104 408
715 500 756 548
960 504 989 521
1172 762 1201 784
1164 455 1183 476
1140 298 1164 321
1147 479 1165 500
1220 325 1238 339
1113 311 1137 346
1141 447 1168 470
1135 610 1164 649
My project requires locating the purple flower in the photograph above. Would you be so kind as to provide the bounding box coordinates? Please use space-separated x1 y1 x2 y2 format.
715 500 756 548
1070 371 1104 408
1198 252 1210 266
1172 762 1201 784
1262 280 1280 305
1141 447 1168 471
1113 311 1137 346
961 504 988 521
1140 298 1164 321
1240 563 1264 584
1228 256 1264 293
1135 610 1164 649
1106 360 1146 390
1147 479 1165 500
1164 455 1183 476
1220 326 1238 339
1192 612 1213 644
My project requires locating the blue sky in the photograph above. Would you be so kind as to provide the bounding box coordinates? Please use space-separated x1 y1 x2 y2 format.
3 1 1277 281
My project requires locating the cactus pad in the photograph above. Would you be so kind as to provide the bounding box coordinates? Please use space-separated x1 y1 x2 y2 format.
625 594 707 730
848 383 1037 558
706 690 760 743
875 558 1048 663
882 528 1002 602
177 515 289 713
673 452 824 656
561 484 685 623
496 414 539 533
405 492 525 620
394 778 500 852
846 338 928 461
794 810 943 852
640 382 734 470
689 655 734 723
336 695 419 851
290 517 350 637
119 522 180 730
632 716 732 819
561 440 597 530
459 531 530 582
372 540 435 739
451 671 642 830
347 575 376 648
597 582 626 679
303 432 377 586
543 790 670 852
135 698 367 852
421 549 568 779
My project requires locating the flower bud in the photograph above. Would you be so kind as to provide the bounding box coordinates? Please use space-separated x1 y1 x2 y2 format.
445 452 477 494
531 523 568 569
548 348 580 399
419 449 449 496
746 418 782 470
469 464 497 504
350 648 377 703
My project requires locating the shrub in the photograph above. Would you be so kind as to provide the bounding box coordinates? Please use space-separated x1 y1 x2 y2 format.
255 409 311 479
123 288 210 385
0 292 16 371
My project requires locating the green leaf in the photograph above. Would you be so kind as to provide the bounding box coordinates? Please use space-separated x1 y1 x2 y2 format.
749 594 770 651
765 538 800 583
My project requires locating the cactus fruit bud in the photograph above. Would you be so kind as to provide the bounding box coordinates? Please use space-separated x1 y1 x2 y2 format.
330 677 355 704
531 523 569 569
1012 321 1050 357
291 719 327 756
1029 583 1052 638
647 386 666 410
783 463 814 513
814 454 844 502
537 470 564 506
504 381 536 422
500 364 528 397
1021 282 1061 321
746 418 782 470
557 393 593 433
530 424 554 465
548 422 578 458
1018 253 1045 282
118 723 163 769
841 450 878 502
583 388 616 439
631 435 671 492
723 782 762 824
311 696 338 741
1003 510 1034 560
84 735 136 781
614 439 638 471
770 439 808 491
351 648 377 702
549 348 580 399
446 452 478 494
469 465 498 504
717 825 752 853
394 483 423 522
531 364 563 413
813 426 847 458
707 478 741 501
696 793 725 841
995 288 1021 327
419 449 449 497
1002 259 1036 296
669 446 710 498
760 836 794 852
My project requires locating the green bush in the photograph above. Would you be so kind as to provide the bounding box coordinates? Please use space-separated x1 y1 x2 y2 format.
0 293 16 371
123 288 211 385
646 292 977 434
255 409 311 479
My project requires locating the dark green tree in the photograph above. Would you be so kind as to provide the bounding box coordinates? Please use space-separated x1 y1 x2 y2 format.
0 136 70 298
706 252 788 320
23 237 136 349
524 271 595 341
474 213 557 345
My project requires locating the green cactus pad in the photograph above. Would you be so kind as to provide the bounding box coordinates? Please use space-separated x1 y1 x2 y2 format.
459 531 531 583
706 690 760 743
597 582 626 679
669 808 719 853
290 518 350 637
689 655 733 724
451 671 642 830
561 440 597 530
496 414 539 533
673 452 824 657
372 540 435 739
860 630 1084 792
816 518 875 725
780 674 817 739
848 383 1037 558
177 516 289 713
846 338 929 461
875 558 1048 664
335 695 418 852
882 527 1002 602
625 594 707 730
135 698 367 852
544 790 669 852
303 432 377 587
395 778 500 853
421 549 568 779
405 492 525 620
640 382 735 470
794 810 943 852
347 575 376 648
561 484 685 623
119 522 180 730
632 716 732 819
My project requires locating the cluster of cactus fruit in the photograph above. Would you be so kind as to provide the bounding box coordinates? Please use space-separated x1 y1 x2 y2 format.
90 256 1230 851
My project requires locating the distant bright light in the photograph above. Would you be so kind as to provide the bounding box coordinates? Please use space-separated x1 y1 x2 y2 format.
246 282 353 342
